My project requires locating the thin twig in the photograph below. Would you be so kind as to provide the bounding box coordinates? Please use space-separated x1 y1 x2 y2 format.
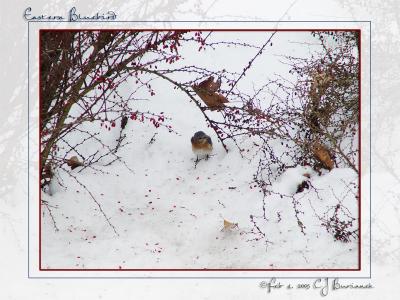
62 166 119 236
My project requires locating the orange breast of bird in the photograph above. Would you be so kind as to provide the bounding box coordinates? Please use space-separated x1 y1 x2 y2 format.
192 139 212 151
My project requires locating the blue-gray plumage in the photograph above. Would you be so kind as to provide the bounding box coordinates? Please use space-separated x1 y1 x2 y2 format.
191 131 213 156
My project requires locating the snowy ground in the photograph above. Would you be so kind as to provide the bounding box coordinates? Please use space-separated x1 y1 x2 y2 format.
41 32 358 269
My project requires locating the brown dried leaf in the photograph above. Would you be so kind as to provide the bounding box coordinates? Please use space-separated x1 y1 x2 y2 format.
66 156 84 170
311 142 334 170
222 219 238 231
192 76 228 111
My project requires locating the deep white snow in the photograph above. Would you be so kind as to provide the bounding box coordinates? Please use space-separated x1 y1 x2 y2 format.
42 31 358 269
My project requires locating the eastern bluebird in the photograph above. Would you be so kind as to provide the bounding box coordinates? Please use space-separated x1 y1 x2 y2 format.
191 131 213 159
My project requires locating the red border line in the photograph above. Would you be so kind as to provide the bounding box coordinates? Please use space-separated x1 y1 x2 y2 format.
39 30 42 270
357 29 362 271
40 268 359 271
39 29 362 271
40 29 360 32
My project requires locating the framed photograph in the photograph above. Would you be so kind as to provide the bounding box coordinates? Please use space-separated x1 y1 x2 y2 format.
7 1 400 299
